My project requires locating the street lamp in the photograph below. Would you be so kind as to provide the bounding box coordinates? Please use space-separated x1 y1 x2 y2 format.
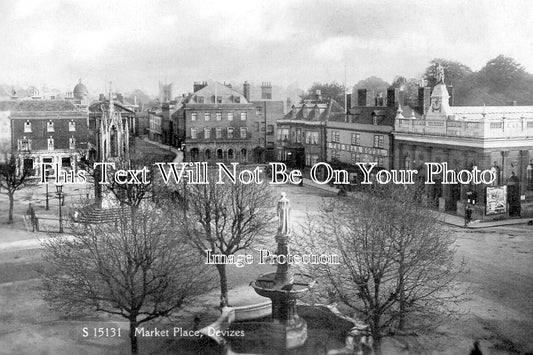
45 169 50 210
56 183 64 233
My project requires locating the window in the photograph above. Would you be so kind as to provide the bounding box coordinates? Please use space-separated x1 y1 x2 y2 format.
217 149 223 159
305 131 310 144
240 112 247 121
197 96 204 104
305 154 319 166
191 127 197 139
216 112 222 121
255 122 260 132
278 128 289 141
18 138 31 151
351 153 357 163
215 127 222 138
24 121 32 133
47 121 54 132
23 158 34 175
378 156 384 167
267 125 274 134
62 157 71 168
332 131 340 143
296 128 301 143
234 97 240 103
204 113 211 121
240 127 247 138
373 116 378 125
527 163 533 190
69 137 76 149
331 150 340 160
47 137 54 150
69 121 76 131
204 127 211 139
227 112 234 121
256 107 262 115
217 96 223 104
373 135 384 148
191 112 197 121
227 127 234 139
351 133 360 146
310 132 319 145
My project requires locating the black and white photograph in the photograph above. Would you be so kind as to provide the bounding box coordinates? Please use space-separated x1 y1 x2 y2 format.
0 1 532 354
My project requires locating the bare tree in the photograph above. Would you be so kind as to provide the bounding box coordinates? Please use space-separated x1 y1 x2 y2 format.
296 185 466 354
0 150 34 223
40 203 214 355
166 177 275 307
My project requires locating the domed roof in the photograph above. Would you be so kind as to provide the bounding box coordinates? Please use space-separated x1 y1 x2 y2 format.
73 79 88 99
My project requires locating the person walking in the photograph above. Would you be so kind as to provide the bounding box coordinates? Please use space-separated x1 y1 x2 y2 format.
465 205 472 226
26 203 36 232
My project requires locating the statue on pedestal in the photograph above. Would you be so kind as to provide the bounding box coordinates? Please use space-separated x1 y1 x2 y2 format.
277 192 291 236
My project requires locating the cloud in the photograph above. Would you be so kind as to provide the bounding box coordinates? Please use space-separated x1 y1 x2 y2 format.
1 0 533 96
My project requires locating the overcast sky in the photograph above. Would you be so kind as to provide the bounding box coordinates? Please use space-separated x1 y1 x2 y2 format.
2 0 533 96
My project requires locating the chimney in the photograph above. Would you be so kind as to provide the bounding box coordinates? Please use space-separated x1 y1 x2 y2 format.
243 81 250 101
447 84 454 106
116 93 124 103
261 82 272 100
374 92 384 106
386 88 395 107
223 82 232 89
346 93 352 112
193 81 207 93
513 100 518 106
314 89 322 101
357 89 367 106
418 87 430 114
99 93 106 101
286 97 292 112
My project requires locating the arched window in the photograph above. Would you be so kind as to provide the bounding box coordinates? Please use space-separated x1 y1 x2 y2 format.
190 148 199 161
205 149 211 160
241 148 247 162
217 149 223 159
228 149 234 160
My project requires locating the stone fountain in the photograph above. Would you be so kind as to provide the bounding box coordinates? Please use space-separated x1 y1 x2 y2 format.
250 192 316 350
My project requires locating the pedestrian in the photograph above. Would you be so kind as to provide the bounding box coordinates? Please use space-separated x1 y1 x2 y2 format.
465 205 472 226
470 340 482 355
26 203 36 232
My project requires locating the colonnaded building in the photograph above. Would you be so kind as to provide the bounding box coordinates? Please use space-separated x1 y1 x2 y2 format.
394 70 533 220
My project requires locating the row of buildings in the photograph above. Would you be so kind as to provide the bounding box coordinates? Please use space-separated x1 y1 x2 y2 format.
2 71 533 220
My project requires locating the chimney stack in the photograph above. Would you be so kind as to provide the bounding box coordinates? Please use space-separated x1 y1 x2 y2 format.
286 97 292 113
99 93 105 101
374 92 384 106
357 89 367 107
261 82 272 100
346 93 352 112
447 84 454 106
386 88 395 107
243 81 251 102
193 81 207 93
418 86 431 114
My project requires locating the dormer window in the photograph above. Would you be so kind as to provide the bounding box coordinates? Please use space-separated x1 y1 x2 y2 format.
47 121 54 132
373 116 378 125
47 137 54 150
24 120 32 133
69 120 76 131
234 97 240 103
69 137 76 149
197 96 205 104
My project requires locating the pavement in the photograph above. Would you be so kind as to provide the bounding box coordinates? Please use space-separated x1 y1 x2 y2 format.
302 176 533 230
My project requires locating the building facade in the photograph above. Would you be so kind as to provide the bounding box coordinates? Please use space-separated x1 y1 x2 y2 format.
10 100 90 177
276 91 345 168
394 69 533 219
180 82 255 163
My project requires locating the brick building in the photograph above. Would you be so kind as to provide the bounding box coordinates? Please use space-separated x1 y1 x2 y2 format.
251 82 285 162
326 89 424 174
10 100 90 177
177 82 256 163
276 91 345 168
394 69 533 219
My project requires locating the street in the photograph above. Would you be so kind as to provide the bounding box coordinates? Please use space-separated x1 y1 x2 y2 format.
0 183 532 354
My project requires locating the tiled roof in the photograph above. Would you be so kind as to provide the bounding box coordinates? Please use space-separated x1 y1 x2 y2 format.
12 100 79 112
189 82 248 104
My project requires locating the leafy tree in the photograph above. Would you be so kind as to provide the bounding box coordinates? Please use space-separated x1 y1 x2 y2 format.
0 150 34 223
424 59 473 88
353 76 390 93
390 76 422 107
478 55 527 92
296 184 466 354
40 203 214 355
166 174 275 307
301 82 346 107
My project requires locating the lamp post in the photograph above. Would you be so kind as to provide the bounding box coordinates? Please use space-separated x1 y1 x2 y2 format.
56 183 64 233
45 170 50 210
